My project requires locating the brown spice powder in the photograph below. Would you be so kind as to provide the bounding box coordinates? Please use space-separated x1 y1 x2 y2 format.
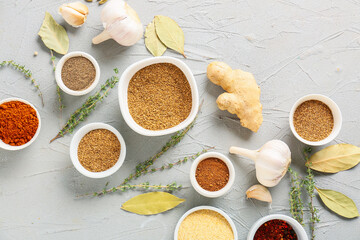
61 56 96 91
127 63 192 130
293 100 334 141
195 158 229 191
77 129 121 172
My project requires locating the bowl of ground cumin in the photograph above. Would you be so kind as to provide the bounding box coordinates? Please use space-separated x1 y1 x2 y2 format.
55 51 100 96
118 57 199 136
70 122 126 178
289 94 342 146
0 98 41 150
174 206 238 240
190 152 235 198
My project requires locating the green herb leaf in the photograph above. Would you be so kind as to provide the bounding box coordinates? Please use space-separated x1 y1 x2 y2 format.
306 144 360 173
154 15 185 57
316 187 359 218
121 192 185 215
145 20 167 57
38 12 69 55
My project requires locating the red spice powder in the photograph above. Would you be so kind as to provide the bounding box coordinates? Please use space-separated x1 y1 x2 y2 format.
195 157 229 191
254 219 298 240
0 101 39 146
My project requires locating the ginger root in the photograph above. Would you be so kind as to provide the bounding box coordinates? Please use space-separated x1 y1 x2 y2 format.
207 61 263 132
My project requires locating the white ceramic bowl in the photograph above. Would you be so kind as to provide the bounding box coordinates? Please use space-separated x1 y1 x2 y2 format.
174 206 238 240
289 94 342 146
247 214 308 240
190 152 235 198
70 122 126 178
55 51 100 96
118 57 199 136
0 98 41 151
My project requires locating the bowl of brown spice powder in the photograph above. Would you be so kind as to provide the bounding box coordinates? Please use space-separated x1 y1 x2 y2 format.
56 51 100 96
118 57 199 136
70 122 126 178
190 152 235 198
289 94 342 146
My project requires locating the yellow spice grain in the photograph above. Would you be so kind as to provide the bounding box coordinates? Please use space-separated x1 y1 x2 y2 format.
178 209 234 240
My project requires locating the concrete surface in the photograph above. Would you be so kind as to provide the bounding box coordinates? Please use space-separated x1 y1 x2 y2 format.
1 0 360 239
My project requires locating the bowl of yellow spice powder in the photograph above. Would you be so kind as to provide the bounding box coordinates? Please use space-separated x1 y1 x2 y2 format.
118 57 199 136
289 94 342 146
70 122 126 178
174 206 238 240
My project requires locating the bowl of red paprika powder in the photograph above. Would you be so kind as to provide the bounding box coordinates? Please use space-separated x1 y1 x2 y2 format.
190 152 235 198
0 98 41 150
247 214 308 240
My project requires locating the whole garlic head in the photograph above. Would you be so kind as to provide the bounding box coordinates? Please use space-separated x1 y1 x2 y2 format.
59 2 89 28
92 0 143 46
230 140 291 187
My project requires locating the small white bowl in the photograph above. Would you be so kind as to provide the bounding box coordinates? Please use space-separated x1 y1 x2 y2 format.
118 57 199 136
289 94 342 146
190 152 235 198
55 51 100 96
174 206 238 240
70 122 126 178
247 214 308 240
0 98 41 151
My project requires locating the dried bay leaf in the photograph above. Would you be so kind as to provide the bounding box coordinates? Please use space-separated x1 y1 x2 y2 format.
121 192 185 215
316 187 359 218
38 12 69 55
306 144 360 173
154 15 185 57
145 20 167 57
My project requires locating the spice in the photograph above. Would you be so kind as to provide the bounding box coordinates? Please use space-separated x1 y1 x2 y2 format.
293 100 334 141
254 219 298 240
178 209 234 240
77 129 120 172
195 158 229 191
127 63 192 130
0 101 39 146
61 56 96 91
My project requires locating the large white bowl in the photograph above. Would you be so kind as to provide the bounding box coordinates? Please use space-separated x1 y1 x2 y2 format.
55 51 100 96
70 122 126 178
0 98 41 151
174 206 238 240
190 152 235 198
118 57 199 136
247 214 308 240
289 94 342 146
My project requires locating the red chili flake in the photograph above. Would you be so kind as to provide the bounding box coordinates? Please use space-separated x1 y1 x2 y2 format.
254 219 298 240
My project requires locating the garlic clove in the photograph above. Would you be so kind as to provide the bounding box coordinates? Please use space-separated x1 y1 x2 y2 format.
246 184 272 203
59 2 89 28
92 0 143 46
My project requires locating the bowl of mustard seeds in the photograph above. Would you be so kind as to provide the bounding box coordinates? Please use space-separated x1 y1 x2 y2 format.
56 51 100 96
289 94 342 146
70 122 126 178
118 57 199 136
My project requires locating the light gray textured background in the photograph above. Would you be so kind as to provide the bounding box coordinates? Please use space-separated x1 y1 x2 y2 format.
1 0 360 239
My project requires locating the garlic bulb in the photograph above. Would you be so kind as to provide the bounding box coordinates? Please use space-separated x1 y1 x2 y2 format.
92 0 143 46
246 184 272 203
59 2 89 27
230 140 291 187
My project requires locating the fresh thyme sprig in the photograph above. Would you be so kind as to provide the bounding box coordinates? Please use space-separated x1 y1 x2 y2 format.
50 50 65 111
93 182 182 196
303 147 320 240
288 147 320 240
288 167 304 225
0 60 44 106
50 69 120 143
